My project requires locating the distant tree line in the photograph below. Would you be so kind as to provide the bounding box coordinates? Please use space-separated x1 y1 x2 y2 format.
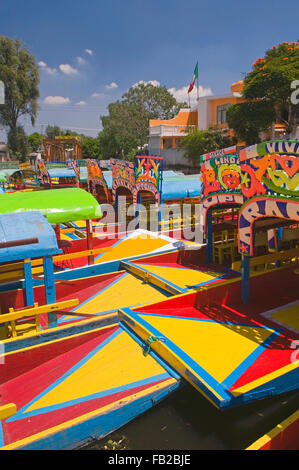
0 35 298 165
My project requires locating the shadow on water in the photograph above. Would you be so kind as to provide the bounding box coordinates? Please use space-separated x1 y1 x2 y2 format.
79 384 299 450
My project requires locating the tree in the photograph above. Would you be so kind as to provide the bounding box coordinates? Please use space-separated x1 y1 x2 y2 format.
82 137 101 159
28 132 42 152
0 36 40 138
227 101 276 145
99 82 186 159
7 126 31 162
180 127 236 167
97 128 120 159
227 41 299 142
45 124 62 139
122 82 185 120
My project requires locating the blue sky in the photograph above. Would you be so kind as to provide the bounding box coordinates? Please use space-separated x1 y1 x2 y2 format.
1 0 299 138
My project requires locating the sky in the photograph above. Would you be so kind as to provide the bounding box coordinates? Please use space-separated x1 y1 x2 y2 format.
1 0 299 139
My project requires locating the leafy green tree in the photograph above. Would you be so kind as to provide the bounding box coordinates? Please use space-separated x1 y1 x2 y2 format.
7 126 31 162
181 127 236 167
82 136 101 159
227 41 299 142
28 132 42 151
0 36 40 138
45 124 61 139
227 101 276 145
100 100 147 158
122 82 185 120
99 82 186 159
97 128 120 159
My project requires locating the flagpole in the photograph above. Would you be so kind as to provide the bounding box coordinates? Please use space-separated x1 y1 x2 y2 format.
196 61 199 102
188 92 191 109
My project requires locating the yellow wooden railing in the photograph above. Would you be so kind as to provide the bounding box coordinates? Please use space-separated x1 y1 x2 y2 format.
0 247 111 283
0 298 79 339
232 248 299 273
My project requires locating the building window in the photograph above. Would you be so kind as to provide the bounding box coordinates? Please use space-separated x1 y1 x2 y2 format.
174 138 182 149
162 138 173 149
217 104 230 124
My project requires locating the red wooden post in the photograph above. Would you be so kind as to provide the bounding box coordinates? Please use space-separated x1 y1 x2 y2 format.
86 219 94 265
54 224 61 242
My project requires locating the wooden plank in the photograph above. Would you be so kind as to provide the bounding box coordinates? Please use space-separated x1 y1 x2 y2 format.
1 298 79 323
53 246 111 263
232 248 299 272
121 261 183 295
0 247 112 282
0 403 17 420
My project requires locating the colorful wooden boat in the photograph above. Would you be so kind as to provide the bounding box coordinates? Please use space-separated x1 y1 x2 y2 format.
0 315 181 450
0 140 298 450
120 264 299 409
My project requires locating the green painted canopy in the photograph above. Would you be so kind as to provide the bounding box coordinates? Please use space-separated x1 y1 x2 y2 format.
0 187 102 224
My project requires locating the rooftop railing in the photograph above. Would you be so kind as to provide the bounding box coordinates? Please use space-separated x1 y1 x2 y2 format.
149 124 196 137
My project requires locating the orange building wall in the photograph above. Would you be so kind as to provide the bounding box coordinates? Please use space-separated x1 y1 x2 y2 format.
210 96 245 129
150 110 198 127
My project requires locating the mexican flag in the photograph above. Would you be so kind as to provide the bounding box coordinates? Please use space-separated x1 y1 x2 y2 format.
188 62 198 93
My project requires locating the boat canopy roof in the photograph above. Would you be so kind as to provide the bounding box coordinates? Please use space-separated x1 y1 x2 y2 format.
0 188 102 224
161 178 202 201
47 168 77 178
0 169 19 180
0 211 61 262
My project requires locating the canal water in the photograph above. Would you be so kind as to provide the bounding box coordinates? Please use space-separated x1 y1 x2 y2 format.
80 384 299 450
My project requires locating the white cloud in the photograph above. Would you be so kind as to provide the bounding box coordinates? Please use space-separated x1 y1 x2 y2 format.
45 67 57 75
77 56 86 65
105 82 118 89
92 92 104 98
168 85 213 106
133 80 160 88
38 61 57 74
59 64 79 75
43 96 70 105
85 49 93 55
76 100 87 105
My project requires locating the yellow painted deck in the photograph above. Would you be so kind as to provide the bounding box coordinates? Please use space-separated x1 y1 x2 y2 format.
25 330 170 412
262 300 299 334
138 314 274 385
57 273 170 325
94 234 171 264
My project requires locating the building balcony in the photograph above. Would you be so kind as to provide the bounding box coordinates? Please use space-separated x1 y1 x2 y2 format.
149 124 196 137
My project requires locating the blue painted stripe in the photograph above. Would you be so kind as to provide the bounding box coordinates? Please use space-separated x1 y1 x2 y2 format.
134 311 275 330
15 380 181 450
188 273 228 288
221 328 281 389
64 233 79 240
0 421 4 447
9 371 170 420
